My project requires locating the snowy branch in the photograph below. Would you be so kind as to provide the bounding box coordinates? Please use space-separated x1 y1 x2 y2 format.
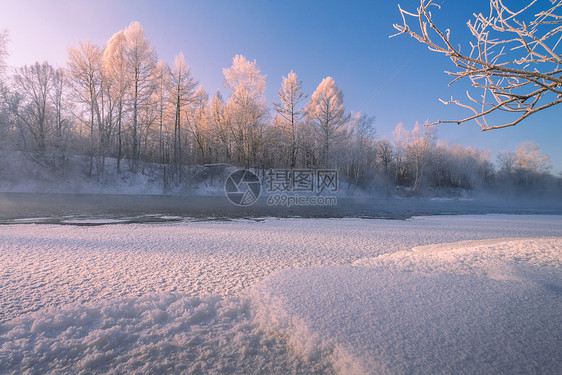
392 0 562 130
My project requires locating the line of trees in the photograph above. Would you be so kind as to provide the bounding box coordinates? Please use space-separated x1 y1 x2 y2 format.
0 23 559 195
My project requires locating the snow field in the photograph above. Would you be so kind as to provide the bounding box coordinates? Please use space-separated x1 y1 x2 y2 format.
252 237 562 374
0 215 561 373
0 293 332 374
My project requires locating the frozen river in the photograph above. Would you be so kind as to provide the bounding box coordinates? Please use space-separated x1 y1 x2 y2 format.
1 192 561 223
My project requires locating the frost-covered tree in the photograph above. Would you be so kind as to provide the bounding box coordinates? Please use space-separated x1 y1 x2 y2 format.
67 41 103 175
49 67 71 173
96 61 120 176
393 122 436 192
153 60 170 163
497 150 517 175
103 30 128 171
306 76 350 168
169 52 197 178
347 113 376 186
392 123 409 185
49 68 66 140
0 30 10 145
273 71 306 167
208 90 231 162
430 141 492 190
13 62 56 156
0 29 8 76
408 122 436 191
498 142 552 189
514 142 552 174
5 60 71 174
223 55 268 167
376 137 394 180
498 142 551 175
123 21 157 164
188 85 210 163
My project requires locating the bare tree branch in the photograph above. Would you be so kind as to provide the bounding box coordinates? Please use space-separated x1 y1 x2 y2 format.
392 0 562 131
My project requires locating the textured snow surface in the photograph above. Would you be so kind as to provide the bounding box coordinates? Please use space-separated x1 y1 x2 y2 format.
252 237 562 374
0 293 332 374
1 215 561 374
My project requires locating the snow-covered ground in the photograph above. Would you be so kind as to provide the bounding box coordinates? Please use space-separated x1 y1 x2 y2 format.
0 215 561 374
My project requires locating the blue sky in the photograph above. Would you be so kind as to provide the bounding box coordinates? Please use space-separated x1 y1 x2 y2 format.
2 0 561 172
